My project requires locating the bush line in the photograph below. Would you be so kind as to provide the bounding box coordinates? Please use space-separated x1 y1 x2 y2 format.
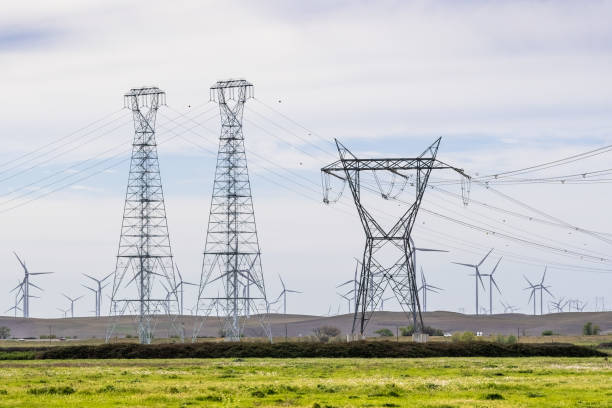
0 341 604 360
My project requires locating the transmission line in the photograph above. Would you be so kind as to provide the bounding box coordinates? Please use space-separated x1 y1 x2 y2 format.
0 108 126 172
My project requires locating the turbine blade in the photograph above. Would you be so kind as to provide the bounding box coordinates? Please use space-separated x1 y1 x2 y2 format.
491 257 502 275
491 278 502 295
13 252 26 269
10 282 23 293
278 274 286 290
28 282 43 291
451 262 476 268
102 271 114 282
478 248 494 267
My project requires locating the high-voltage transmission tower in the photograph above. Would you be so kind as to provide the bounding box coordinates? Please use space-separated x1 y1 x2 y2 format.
197 79 271 341
107 86 179 344
322 138 466 337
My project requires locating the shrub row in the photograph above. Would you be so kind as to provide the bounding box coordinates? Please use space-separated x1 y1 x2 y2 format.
15 341 605 360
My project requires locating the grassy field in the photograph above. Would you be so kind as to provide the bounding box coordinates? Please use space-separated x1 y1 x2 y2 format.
0 357 609 407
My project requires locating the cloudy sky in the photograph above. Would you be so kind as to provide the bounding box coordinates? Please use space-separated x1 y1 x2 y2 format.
1 1 612 320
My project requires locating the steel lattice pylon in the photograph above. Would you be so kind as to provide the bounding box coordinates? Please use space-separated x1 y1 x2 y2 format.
322 138 466 337
107 86 178 344
197 79 271 341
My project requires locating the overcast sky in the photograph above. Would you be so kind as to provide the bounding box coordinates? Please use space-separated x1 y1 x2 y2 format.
1 1 611 320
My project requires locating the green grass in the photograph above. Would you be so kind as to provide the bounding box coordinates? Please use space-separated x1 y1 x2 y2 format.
0 357 609 407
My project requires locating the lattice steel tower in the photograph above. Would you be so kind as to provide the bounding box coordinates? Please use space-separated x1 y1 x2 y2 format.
107 86 178 344
197 79 271 341
322 138 466 337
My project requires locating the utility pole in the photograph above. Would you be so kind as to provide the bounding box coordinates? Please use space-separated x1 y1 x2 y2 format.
107 86 179 344
198 79 271 341
322 138 467 336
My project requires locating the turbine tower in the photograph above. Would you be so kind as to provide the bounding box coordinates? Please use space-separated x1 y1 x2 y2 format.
197 79 271 341
479 257 502 315
11 252 53 318
322 138 467 336
108 86 179 344
452 249 493 315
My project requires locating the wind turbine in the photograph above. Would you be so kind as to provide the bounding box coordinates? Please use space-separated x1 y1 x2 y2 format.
83 272 113 318
524 276 538 315
56 307 69 318
276 274 301 315
499 300 518 314
337 292 351 313
12 252 54 318
418 267 443 312
82 284 98 316
550 297 568 313
6 303 22 318
173 267 197 315
524 268 553 315
379 296 393 311
479 257 502 314
337 259 360 312
62 294 83 318
452 248 493 315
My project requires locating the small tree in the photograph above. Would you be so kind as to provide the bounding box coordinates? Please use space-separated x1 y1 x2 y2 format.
593 325 601 335
400 326 414 336
0 326 10 339
541 330 553 336
460 331 476 342
375 328 394 337
583 322 593 336
506 335 517 344
313 326 341 343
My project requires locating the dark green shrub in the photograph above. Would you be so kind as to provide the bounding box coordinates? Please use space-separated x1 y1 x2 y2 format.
28 386 75 395
541 330 553 336
0 326 10 339
5 341 601 360
400 325 443 336
483 393 504 400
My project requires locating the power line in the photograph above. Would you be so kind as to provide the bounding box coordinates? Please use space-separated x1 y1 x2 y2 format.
0 113 132 185
475 144 612 181
0 108 125 173
0 107 218 214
